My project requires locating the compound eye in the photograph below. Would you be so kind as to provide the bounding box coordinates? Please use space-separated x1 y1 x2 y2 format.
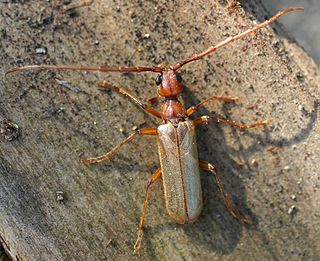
175 74 182 82
155 75 163 85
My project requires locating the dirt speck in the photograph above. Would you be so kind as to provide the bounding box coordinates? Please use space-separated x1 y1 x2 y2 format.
0 119 20 141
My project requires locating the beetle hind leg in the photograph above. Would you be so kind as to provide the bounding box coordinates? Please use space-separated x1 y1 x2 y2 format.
133 168 162 254
199 160 253 224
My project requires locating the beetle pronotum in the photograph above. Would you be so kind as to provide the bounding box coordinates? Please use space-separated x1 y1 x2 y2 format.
5 7 303 253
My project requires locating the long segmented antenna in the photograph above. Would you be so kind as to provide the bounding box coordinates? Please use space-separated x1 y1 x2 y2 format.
4 7 303 76
172 7 304 71
4 64 162 76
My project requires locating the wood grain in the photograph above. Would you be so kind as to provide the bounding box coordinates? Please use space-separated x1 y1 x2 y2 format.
0 1 319 260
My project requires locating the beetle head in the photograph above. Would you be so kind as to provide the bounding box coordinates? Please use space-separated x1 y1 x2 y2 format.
156 68 183 98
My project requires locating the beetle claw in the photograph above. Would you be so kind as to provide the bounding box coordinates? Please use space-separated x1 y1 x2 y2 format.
133 232 143 254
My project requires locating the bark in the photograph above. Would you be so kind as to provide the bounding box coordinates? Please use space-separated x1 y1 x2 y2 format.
0 1 319 260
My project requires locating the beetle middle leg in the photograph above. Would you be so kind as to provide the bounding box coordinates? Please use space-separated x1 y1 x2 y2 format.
194 115 271 128
82 128 157 164
133 168 162 254
199 160 252 224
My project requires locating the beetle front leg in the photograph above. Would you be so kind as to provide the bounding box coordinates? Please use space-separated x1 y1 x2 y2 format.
199 160 252 224
82 128 157 164
186 96 239 116
194 115 271 129
99 81 162 119
133 168 162 254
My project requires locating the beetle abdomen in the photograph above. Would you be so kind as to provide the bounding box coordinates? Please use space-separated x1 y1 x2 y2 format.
157 120 202 224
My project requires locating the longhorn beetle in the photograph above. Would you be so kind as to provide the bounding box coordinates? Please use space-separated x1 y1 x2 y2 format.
5 7 303 253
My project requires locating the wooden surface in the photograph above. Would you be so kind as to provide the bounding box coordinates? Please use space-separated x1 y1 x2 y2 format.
0 1 319 260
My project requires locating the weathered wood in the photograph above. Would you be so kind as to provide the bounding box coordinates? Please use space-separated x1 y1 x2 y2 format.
0 1 319 260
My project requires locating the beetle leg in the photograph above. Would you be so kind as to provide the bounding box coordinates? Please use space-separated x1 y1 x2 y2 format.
194 115 271 129
82 128 157 164
199 160 252 224
133 168 162 254
145 95 159 106
186 96 239 116
99 81 162 119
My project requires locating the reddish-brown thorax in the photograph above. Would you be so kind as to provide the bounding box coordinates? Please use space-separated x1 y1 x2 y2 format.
157 68 186 120
161 99 186 120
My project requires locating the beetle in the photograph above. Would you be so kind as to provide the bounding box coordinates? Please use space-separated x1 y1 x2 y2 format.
5 7 303 253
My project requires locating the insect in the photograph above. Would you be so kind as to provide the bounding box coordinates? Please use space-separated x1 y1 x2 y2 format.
5 7 303 253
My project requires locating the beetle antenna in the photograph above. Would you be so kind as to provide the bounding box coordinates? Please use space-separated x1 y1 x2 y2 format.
4 64 162 76
173 7 304 71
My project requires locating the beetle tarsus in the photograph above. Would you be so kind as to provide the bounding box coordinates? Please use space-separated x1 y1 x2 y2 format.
133 231 143 254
